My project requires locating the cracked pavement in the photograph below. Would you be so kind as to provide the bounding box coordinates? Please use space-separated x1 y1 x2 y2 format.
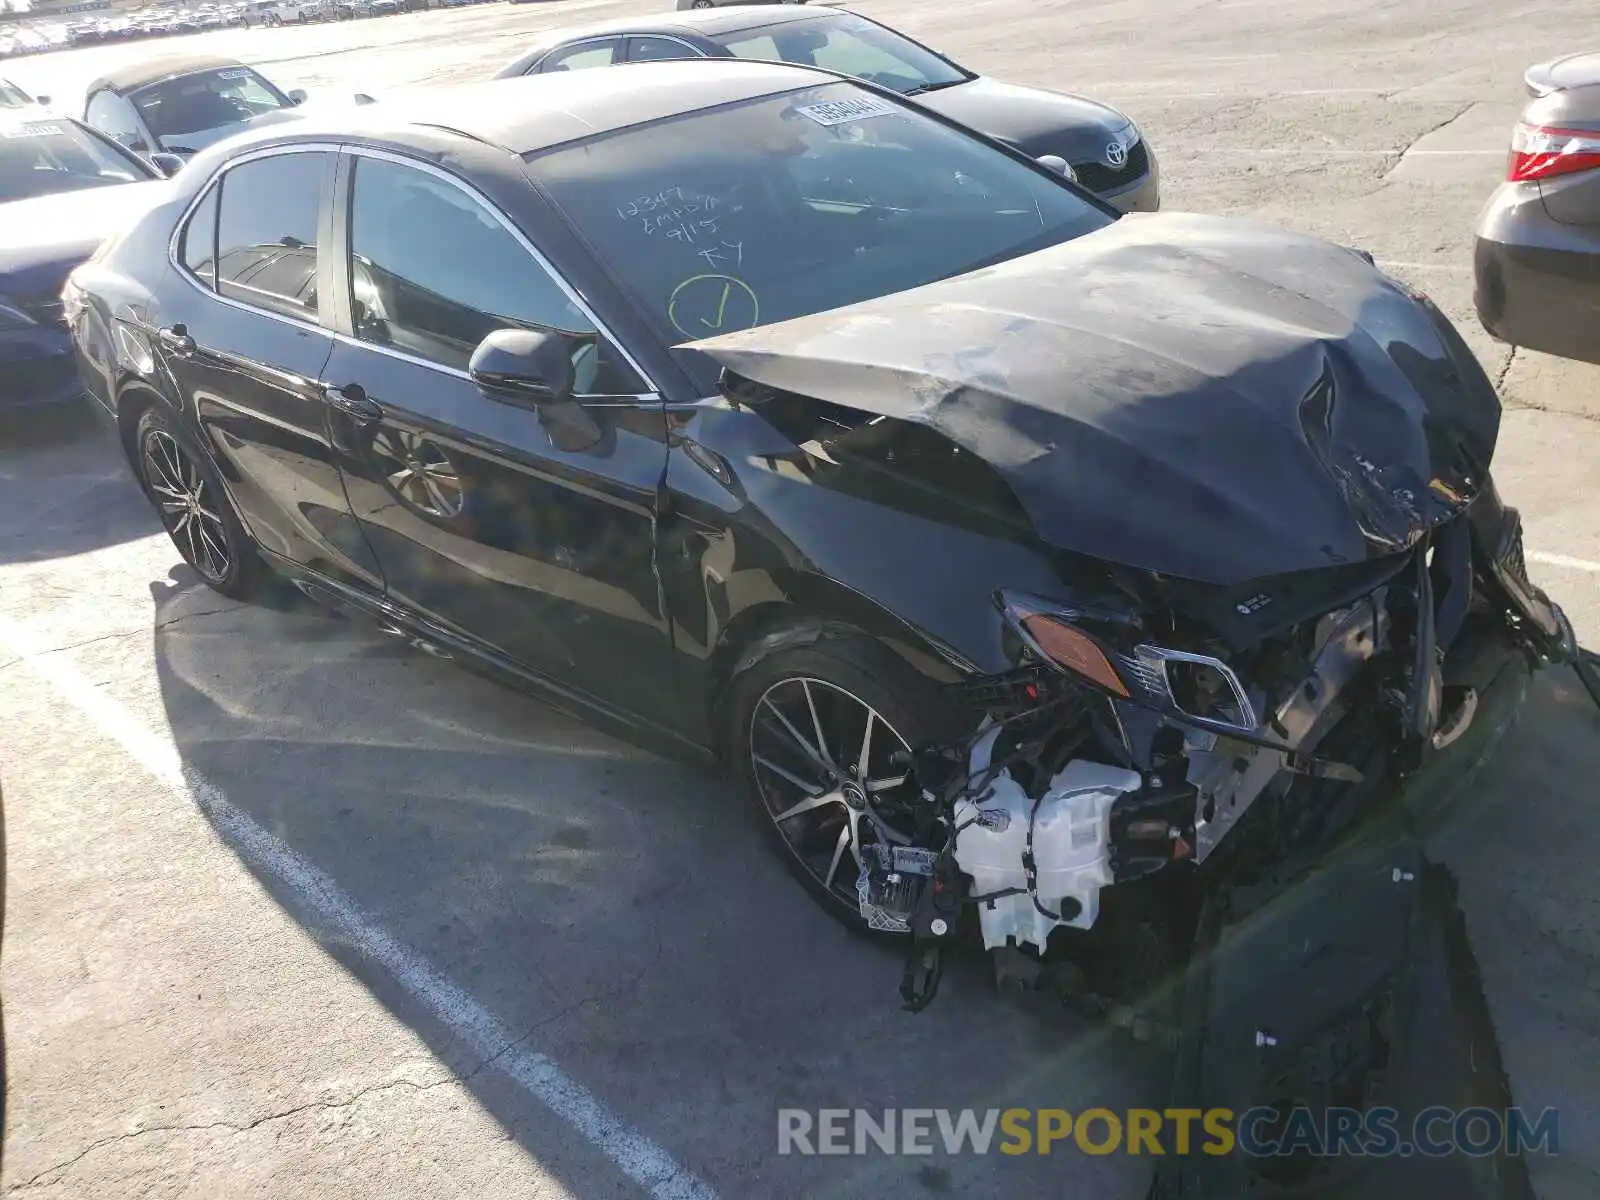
2 0 1600 1197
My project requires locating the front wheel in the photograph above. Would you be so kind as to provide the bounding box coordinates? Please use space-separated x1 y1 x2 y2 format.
135 407 268 601
726 637 963 932
691 0 715 8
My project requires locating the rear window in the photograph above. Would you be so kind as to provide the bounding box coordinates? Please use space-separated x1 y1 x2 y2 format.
0 119 149 203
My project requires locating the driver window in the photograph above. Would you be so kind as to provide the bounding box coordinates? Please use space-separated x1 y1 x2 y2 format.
86 92 146 152
347 155 642 393
629 36 699 63
721 34 779 62
539 41 619 73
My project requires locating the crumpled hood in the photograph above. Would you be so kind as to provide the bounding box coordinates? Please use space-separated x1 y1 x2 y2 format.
0 179 166 296
688 212 1501 586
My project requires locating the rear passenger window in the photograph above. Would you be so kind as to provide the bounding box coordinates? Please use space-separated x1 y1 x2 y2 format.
214 151 331 320
180 182 219 289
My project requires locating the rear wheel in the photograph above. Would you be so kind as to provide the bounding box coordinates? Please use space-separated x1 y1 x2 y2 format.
692 1 714 8
727 638 962 932
136 407 268 601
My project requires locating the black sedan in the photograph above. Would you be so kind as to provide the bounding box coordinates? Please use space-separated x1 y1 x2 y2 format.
1474 50 1600 365
66 62 1571 974
0 110 169 410
82 55 310 160
493 7 1157 211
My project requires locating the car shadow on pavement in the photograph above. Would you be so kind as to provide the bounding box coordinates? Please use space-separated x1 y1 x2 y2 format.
1152 661 1600 1200
0 402 154 566
146 570 1169 1200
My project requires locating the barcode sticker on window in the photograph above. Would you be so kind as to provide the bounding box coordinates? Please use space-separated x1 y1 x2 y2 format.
4 123 63 138
793 95 898 127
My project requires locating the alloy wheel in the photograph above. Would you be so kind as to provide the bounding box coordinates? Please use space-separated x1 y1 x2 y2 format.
369 429 464 518
748 676 921 913
142 429 233 583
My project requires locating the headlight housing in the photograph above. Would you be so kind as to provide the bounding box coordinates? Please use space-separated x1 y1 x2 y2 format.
997 589 1259 737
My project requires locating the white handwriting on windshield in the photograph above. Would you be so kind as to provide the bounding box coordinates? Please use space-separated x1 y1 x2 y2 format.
617 186 728 246
696 240 744 268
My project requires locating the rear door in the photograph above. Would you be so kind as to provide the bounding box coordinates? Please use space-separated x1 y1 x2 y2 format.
157 146 382 592
320 150 679 727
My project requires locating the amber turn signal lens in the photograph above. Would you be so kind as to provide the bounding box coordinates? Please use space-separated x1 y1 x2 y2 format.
1020 614 1130 698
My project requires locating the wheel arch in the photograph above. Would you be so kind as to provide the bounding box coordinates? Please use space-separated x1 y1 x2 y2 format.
702 575 977 760
113 378 176 475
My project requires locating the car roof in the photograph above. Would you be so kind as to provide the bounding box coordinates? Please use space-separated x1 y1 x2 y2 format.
204 58 834 159
504 5 834 61
88 53 247 96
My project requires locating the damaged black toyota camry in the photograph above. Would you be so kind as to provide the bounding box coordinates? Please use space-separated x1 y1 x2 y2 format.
67 60 1584 1015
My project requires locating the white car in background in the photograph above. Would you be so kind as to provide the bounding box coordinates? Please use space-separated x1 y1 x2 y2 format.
257 0 350 24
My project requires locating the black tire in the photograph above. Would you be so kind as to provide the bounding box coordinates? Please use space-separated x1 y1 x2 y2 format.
134 406 269 602
726 635 965 933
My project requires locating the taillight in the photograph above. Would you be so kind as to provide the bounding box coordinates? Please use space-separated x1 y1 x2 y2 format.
1507 121 1600 182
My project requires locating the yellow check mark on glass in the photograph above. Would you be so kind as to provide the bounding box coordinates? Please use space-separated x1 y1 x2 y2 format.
700 281 732 330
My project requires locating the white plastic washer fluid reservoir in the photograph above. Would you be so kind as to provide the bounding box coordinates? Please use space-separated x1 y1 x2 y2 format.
954 759 1143 951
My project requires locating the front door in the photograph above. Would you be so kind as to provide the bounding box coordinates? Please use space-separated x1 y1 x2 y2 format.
156 147 382 592
321 151 678 727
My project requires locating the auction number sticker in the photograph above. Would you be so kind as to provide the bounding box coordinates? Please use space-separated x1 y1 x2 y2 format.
216 69 252 79
794 95 898 126
3 122 63 138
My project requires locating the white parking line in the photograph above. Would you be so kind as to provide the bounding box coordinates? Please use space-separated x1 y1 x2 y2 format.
1529 550 1600 574
0 613 718 1200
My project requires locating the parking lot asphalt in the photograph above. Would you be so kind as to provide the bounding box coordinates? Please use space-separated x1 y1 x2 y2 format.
3 0 1600 1196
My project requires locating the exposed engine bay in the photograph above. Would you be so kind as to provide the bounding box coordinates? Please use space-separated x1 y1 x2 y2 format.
857 487 1597 1016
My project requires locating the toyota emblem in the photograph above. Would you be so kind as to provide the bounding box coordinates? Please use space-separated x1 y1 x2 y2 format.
1105 140 1128 168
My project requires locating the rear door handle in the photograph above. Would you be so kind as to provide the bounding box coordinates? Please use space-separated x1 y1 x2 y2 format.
324 384 383 424
157 325 196 356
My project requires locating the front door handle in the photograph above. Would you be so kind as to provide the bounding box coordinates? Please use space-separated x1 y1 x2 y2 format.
157 324 196 357
324 383 383 424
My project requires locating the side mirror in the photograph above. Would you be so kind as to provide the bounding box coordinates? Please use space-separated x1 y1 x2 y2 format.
34 93 50 107
469 328 575 408
147 152 186 178
287 88 308 105
1036 154 1078 183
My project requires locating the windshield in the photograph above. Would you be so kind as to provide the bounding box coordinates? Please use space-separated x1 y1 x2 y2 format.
714 14 968 95
130 68 287 150
0 118 150 202
531 82 1111 388
0 79 32 108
